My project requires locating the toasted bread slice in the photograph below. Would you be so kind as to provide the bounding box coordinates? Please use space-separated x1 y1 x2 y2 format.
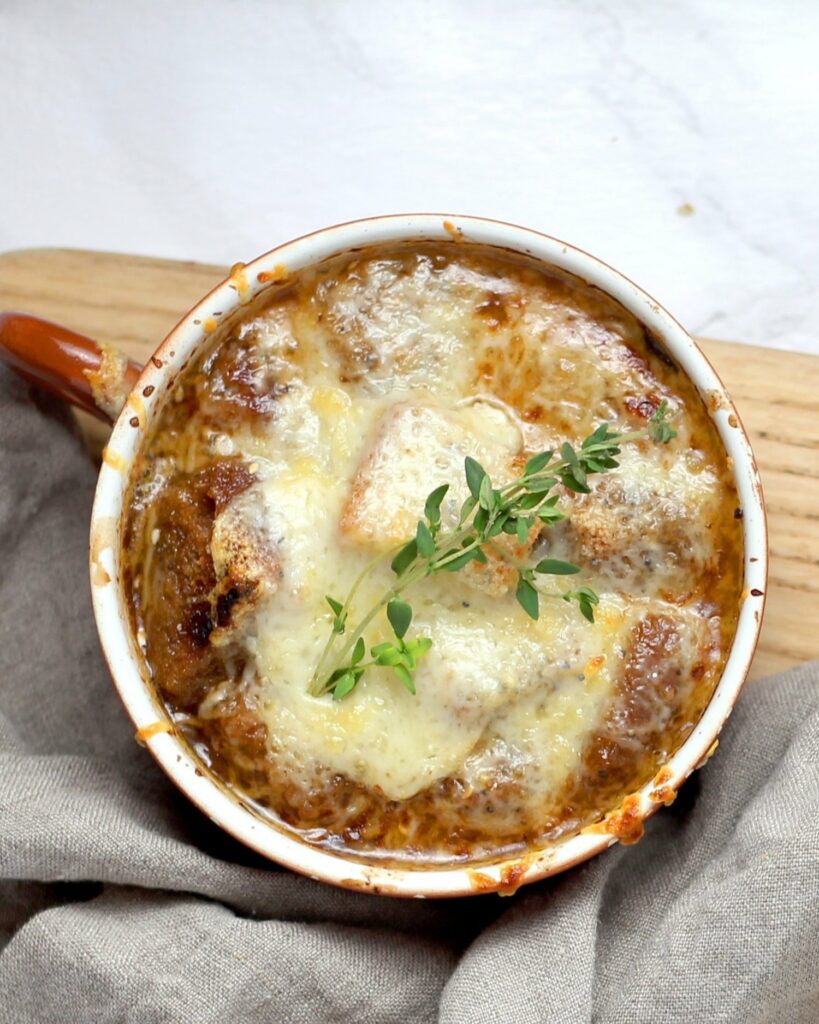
340 401 521 547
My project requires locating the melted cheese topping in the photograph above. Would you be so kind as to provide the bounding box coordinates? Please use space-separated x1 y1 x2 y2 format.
128 242 742 861
200 247 734 804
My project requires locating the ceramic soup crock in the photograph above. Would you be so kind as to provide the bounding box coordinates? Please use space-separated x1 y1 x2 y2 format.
0 215 767 897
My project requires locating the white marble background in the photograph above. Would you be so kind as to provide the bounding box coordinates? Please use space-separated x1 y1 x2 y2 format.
2 0 818 354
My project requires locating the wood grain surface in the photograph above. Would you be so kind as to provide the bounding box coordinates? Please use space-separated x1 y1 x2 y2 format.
1 247 817 681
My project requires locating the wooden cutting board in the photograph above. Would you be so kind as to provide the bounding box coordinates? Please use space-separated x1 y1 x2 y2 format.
1 247 817 682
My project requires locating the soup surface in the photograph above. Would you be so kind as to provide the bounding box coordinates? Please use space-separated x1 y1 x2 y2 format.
124 242 743 866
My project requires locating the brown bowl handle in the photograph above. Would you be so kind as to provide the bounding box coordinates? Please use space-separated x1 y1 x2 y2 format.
0 312 143 424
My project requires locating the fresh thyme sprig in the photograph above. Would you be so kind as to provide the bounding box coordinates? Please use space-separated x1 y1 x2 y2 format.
309 401 677 700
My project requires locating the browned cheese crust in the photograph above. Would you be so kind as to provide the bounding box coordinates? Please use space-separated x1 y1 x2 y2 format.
123 243 743 867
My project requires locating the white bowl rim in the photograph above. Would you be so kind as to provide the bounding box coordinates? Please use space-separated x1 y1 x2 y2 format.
89 213 768 898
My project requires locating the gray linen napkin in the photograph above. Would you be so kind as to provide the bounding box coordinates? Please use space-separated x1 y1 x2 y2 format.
1 364 817 1024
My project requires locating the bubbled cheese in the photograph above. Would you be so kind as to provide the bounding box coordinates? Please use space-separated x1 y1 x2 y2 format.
205 245 732 807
